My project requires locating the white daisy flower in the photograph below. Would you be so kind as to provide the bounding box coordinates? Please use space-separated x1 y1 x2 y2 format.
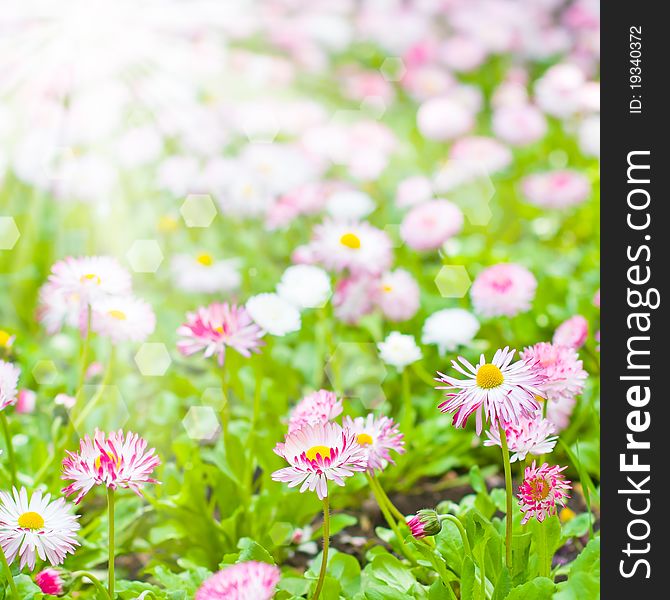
422 309 480 355
90 295 156 344
276 265 332 310
246 293 301 336
0 488 80 570
171 253 241 294
377 332 422 371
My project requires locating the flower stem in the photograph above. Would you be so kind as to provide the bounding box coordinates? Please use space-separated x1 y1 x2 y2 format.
366 474 416 565
401 368 414 429
107 488 115 598
371 475 405 523
77 307 92 393
537 522 550 577
0 546 18 599
313 495 330 600
441 515 471 556
499 425 513 569
69 571 112 599
0 413 17 488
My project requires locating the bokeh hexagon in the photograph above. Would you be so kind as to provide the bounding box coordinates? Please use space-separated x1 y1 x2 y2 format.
182 406 220 441
32 360 58 385
202 387 227 410
126 239 164 273
0 217 20 250
69 384 130 436
134 343 172 376
433 160 495 226
325 342 387 410
180 194 217 228
359 96 386 119
380 57 406 82
435 265 472 298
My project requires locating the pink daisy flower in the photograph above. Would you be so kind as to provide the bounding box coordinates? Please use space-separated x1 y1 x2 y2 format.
492 104 547 147
0 488 80 570
470 263 537 318
449 136 512 175
436 347 545 435
374 269 420 322
288 390 343 434
553 315 589 349
400 199 464 251
0 360 20 411
484 413 558 462
342 414 405 473
195 561 280 600
309 220 393 276
16 389 36 414
177 303 264 367
518 462 572 524
272 422 367 499
521 170 591 209
91 295 156 344
37 282 82 335
521 342 587 405
35 568 65 595
332 275 376 325
61 429 160 504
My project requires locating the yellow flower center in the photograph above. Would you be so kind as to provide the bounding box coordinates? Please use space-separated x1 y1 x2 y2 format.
108 309 127 320
357 433 374 446
530 478 551 501
158 215 178 233
18 511 44 530
94 452 121 470
305 445 331 461
80 273 101 285
196 253 214 266
382 285 393 293
559 507 576 523
476 364 504 389
0 330 11 347
339 233 361 249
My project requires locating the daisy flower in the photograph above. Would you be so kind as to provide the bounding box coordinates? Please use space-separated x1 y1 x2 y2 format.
91 295 156 344
521 342 587 405
0 360 20 411
37 282 84 335
177 302 264 366
246 293 301 336
332 275 376 324
287 390 343 434
35 568 65 595
436 347 545 435
272 422 368 499
61 429 160 504
47 256 132 304
0 488 80 570
342 414 405 472
377 332 422 371
422 308 479 355
400 199 464 251
0 330 15 352
518 462 572 524
470 263 537 318
276 265 332 310
374 269 420 322
553 315 588 349
310 220 393 276
484 413 558 462
171 253 241 295
521 170 591 209
195 561 281 600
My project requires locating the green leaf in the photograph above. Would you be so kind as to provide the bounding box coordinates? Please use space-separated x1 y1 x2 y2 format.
236 537 275 564
329 553 362 597
506 577 556 599
368 553 416 592
553 572 600 600
459 556 477 600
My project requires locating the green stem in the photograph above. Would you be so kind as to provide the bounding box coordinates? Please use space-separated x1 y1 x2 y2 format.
538 522 550 577
401 369 413 429
69 571 112 599
1 413 17 488
219 365 229 440
313 495 330 600
441 515 471 556
77 307 92 393
108 488 115 598
367 474 416 565
0 546 18 599
499 425 513 570
371 475 405 523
